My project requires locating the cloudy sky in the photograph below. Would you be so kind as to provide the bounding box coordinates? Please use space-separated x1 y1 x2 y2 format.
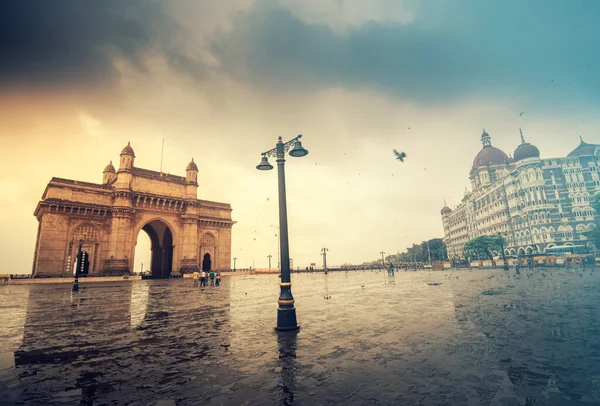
1 0 599 272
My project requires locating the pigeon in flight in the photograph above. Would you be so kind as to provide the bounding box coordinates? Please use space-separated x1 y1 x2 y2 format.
393 149 407 162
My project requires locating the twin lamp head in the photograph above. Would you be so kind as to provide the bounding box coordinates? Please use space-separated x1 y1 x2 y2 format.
256 136 308 171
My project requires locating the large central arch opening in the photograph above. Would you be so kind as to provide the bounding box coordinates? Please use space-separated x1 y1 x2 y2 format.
135 220 174 278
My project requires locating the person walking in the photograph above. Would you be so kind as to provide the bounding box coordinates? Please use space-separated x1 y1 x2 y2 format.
527 257 533 272
215 271 221 287
200 270 207 287
192 270 200 287
209 270 215 286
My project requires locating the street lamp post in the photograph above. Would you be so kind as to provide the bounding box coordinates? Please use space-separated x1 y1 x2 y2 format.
268 254 272 269
426 241 432 264
498 233 509 271
321 247 328 273
380 251 385 268
72 238 83 292
257 134 308 332
233 257 237 272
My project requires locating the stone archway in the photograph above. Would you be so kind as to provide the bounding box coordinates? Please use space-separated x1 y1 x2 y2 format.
202 252 212 272
200 233 217 270
140 220 174 278
32 146 234 277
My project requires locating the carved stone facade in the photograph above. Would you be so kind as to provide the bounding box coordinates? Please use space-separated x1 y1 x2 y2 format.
32 143 235 277
442 131 600 259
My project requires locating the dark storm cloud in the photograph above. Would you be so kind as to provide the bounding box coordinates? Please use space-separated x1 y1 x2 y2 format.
0 0 204 89
212 0 600 105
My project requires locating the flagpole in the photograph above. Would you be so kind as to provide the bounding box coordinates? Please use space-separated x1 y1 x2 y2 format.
160 139 164 172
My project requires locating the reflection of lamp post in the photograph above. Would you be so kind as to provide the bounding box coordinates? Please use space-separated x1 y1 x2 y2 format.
257 134 308 332
72 239 83 292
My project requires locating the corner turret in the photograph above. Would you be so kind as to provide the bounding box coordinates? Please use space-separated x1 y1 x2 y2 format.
119 141 135 172
102 161 117 185
186 158 198 199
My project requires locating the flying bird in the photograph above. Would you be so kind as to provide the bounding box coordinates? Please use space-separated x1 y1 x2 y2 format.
519 111 525 117
393 149 407 162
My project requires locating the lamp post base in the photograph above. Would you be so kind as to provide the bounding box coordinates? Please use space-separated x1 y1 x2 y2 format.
275 308 299 332
72 280 79 292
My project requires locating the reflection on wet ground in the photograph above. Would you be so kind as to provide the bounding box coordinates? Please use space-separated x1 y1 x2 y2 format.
1 269 600 405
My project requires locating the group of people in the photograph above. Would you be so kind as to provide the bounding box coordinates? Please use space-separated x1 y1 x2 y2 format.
515 257 534 274
192 270 221 287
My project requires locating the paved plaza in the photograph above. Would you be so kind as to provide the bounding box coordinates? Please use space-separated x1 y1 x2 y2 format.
1 269 600 405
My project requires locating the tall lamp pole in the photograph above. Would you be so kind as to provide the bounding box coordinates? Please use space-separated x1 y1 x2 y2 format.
380 251 385 268
72 238 84 292
426 241 432 264
498 233 509 271
321 247 328 272
257 134 308 332
233 257 237 272
268 254 272 269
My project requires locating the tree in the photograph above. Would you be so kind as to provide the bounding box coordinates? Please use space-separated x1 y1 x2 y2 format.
585 195 600 250
427 238 445 260
397 238 446 262
592 194 600 215
463 235 505 260
587 228 600 249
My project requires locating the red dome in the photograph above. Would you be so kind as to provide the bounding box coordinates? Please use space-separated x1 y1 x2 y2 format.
470 130 509 174
471 146 509 172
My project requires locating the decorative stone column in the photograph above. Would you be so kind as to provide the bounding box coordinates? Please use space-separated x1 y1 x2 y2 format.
103 207 134 275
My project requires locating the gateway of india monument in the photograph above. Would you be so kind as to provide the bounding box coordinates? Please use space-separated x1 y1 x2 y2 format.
31 142 234 277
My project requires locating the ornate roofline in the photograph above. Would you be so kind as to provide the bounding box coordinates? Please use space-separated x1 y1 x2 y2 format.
132 167 187 184
50 177 111 190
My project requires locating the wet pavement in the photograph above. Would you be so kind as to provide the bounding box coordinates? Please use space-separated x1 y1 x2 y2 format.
1 268 600 405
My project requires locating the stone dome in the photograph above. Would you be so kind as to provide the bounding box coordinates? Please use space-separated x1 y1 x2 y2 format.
513 129 540 161
120 141 135 156
103 161 116 173
441 206 452 215
514 143 540 161
470 130 509 174
568 136 599 157
186 158 198 171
